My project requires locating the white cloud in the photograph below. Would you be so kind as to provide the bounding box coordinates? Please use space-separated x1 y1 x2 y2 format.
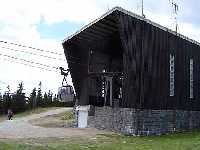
0 0 199 95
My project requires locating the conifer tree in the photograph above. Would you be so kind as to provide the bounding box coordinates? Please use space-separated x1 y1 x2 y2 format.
2 85 11 113
36 81 43 107
12 82 26 113
47 90 53 106
29 88 37 109
0 92 3 114
43 92 48 107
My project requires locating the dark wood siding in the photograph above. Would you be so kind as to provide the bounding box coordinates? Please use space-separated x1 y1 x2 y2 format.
63 10 200 111
118 12 200 110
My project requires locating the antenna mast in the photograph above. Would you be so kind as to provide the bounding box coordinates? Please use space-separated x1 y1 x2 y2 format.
170 0 179 33
141 0 145 18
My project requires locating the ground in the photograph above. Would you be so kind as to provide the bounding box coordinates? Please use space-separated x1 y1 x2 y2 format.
0 107 109 139
0 107 200 150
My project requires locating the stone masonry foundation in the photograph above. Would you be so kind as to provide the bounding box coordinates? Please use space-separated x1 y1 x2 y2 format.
87 106 200 136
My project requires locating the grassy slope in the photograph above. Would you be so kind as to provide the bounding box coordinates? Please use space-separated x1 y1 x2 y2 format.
0 130 200 150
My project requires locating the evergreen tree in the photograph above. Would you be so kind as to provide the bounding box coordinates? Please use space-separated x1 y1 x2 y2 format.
12 82 26 113
0 92 3 114
2 85 11 114
36 81 43 107
47 90 53 106
53 94 58 102
43 92 48 107
29 88 37 109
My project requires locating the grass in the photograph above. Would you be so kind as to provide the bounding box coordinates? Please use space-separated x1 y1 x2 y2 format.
61 111 75 121
1 130 200 150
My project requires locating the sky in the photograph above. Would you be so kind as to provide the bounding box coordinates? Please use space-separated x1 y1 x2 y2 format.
0 0 199 95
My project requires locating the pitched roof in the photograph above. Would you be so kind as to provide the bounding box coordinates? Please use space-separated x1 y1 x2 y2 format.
63 6 200 47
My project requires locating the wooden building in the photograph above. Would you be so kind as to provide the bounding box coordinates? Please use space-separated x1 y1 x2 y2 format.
62 7 200 135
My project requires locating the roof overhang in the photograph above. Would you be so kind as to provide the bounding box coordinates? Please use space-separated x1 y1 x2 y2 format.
63 6 200 47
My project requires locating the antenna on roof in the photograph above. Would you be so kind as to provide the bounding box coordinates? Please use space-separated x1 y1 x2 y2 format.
137 0 145 18
107 4 110 11
169 0 179 33
141 0 145 18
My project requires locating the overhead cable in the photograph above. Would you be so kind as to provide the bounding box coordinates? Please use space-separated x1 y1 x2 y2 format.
0 40 84 61
0 53 59 70
1 58 59 73
0 46 66 61
0 40 63 56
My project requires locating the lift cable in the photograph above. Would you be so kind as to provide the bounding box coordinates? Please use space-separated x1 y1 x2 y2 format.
0 49 87 68
0 40 81 61
0 40 63 56
1 57 59 73
0 53 59 71
0 46 66 62
0 41 88 68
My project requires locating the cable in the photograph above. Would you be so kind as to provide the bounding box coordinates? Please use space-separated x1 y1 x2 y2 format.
0 46 66 62
0 40 63 56
1 58 59 73
0 39 85 61
0 53 59 70
0 48 87 67
0 40 88 67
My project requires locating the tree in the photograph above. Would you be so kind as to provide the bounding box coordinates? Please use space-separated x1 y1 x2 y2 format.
29 88 37 109
36 81 43 107
53 94 58 102
12 82 26 113
0 92 3 114
2 85 11 114
47 90 53 106
43 92 48 107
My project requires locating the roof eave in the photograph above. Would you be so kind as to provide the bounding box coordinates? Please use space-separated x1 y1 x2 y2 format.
63 6 200 47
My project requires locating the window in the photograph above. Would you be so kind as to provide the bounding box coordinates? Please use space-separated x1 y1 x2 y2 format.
190 59 194 99
169 54 175 96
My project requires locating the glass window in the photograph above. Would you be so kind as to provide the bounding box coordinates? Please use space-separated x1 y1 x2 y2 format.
190 59 194 99
169 54 175 96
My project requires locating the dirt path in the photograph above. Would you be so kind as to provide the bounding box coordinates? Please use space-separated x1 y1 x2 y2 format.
0 108 109 139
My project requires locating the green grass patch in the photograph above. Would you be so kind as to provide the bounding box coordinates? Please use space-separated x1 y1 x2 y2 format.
1 130 200 150
61 111 75 121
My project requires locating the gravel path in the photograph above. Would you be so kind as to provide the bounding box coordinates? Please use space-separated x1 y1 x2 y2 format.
0 108 108 139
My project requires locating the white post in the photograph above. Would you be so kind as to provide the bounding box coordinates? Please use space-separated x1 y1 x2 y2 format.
76 105 90 128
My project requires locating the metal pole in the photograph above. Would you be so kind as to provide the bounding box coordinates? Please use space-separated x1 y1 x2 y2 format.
141 0 145 18
142 0 144 17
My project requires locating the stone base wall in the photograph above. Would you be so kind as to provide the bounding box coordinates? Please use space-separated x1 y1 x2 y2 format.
88 107 200 135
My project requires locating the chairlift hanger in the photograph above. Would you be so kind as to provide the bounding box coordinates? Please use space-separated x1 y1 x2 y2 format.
59 67 71 87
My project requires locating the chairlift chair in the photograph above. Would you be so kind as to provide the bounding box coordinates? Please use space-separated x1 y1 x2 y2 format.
59 67 75 102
